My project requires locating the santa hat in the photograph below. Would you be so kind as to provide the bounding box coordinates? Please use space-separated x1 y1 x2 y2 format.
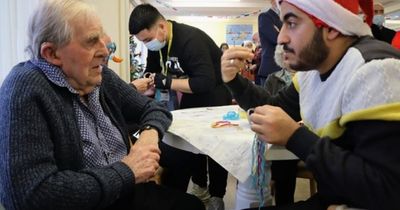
282 0 373 37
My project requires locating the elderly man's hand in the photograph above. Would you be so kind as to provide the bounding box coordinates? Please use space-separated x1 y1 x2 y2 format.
130 78 154 94
249 105 300 146
121 130 161 183
221 47 254 83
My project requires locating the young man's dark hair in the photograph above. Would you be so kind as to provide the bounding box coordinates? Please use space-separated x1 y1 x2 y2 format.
129 4 165 34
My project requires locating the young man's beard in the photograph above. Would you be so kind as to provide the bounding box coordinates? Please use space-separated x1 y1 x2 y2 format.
289 28 330 71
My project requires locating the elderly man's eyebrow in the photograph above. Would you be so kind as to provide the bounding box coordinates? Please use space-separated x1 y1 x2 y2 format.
283 12 299 22
86 32 102 44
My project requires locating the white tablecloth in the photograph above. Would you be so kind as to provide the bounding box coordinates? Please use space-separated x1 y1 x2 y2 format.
162 105 298 183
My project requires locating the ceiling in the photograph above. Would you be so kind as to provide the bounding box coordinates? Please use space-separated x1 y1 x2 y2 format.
132 0 269 18
130 0 400 18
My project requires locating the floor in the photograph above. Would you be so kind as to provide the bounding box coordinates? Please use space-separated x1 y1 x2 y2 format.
225 174 312 210
190 174 313 210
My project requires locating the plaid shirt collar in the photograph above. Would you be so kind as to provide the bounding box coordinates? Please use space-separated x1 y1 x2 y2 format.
30 58 100 95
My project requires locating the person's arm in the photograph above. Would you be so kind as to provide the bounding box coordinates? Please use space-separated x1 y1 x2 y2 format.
287 121 400 209
263 74 275 95
173 33 218 94
225 74 301 121
105 69 172 140
130 78 153 94
102 69 164 183
170 78 192 93
220 47 300 119
149 38 216 94
258 11 280 49
154 43 217 94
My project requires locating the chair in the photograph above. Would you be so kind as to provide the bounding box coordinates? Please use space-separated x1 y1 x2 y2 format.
296 161 317 196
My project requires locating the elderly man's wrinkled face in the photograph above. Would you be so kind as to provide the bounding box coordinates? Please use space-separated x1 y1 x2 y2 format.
56 15 108 95
277 2 329 72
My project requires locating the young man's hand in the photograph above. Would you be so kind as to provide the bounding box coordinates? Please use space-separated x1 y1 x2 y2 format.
221 47 254 83
249 105 300 146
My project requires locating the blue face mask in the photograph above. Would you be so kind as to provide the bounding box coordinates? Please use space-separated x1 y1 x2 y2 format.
145 38 166 51
145 26 166 51
373 15 385 27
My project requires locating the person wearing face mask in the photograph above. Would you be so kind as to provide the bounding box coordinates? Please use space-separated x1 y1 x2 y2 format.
129 4 232 210
371 3 396 44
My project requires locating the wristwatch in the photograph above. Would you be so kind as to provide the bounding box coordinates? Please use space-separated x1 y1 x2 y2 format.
139 125 155 134
135 125 162 140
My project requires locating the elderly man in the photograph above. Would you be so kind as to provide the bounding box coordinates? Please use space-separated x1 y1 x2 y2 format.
221 0 400 210
0 0 203 210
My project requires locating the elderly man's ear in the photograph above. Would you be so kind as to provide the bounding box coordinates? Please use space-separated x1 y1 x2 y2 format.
40 42 62 66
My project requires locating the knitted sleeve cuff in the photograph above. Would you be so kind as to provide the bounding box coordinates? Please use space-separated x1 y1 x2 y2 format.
286 126 319 161
225 74 248 97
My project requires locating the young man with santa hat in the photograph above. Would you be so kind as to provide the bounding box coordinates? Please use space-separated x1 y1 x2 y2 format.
221 0 400 209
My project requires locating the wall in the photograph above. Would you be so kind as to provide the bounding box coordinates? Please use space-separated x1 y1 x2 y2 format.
168 16 258 47
0 0 41 85
386 20 400 31
85 0 132 81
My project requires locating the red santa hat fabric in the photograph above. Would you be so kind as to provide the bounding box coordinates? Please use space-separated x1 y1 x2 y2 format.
283 0 373 37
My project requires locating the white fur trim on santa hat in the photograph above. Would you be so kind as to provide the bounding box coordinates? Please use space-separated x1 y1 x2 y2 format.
283 0 372 37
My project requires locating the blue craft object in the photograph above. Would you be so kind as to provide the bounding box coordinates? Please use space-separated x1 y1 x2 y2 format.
223 111 240 120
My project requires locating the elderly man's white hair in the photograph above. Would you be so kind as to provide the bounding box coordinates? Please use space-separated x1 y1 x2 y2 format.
26 0 99 60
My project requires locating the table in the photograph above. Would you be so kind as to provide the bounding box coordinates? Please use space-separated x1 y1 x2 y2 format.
163 105 298 183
